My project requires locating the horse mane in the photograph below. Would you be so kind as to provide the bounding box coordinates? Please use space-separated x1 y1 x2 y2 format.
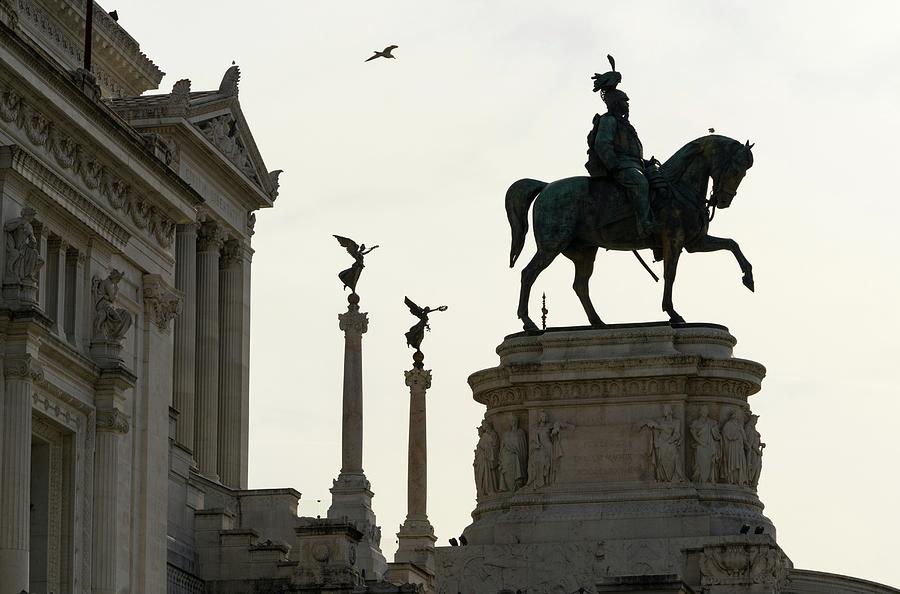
660 135 741 181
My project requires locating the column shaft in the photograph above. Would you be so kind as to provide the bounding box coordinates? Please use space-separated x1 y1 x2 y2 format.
407 379 428 517
0 358 38 593
92 429 119 594
173 224 197 450
194 221 223 480
217 240 242 487
338 303 367 474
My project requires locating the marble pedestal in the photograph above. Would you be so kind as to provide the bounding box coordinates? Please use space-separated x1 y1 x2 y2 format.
436 323 790 594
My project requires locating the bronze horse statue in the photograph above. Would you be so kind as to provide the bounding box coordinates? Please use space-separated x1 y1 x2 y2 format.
506 135 755 331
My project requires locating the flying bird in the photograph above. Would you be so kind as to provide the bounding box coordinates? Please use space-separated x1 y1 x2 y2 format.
365 45 398 62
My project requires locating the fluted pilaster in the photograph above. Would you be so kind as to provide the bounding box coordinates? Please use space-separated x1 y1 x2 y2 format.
173 224 198 451
217 239 243 487
194 220 223 480
0 355 41 593
92 408 130 594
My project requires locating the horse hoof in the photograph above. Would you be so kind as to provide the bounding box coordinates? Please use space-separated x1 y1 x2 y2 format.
669 315 686 325
521 319 539 332
743 275 755 292
590 319 607 328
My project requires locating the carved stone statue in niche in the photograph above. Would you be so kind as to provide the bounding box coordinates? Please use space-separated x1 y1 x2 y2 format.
530 410 573 488
92 269 133 342
642 404 685 482
3 207 44 298
690 406 721 483
474 419 499 498
745 414 765 488
498 416 528 492
720 409 748 485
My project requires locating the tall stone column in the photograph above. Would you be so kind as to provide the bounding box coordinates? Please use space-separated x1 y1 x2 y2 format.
0 354 41 593
328 293 386 580
395 361 436 574
92 406 130 594
173 223 198 452
217 239 243 488
194 220 223 480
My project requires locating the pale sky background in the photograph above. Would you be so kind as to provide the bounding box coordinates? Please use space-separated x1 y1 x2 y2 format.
118 1 899 587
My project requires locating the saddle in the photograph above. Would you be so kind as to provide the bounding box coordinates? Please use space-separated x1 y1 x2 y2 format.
587 168 669 228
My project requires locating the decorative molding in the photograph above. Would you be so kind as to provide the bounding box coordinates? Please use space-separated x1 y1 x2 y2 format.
4 353 43 380
700 542 791 588
0 81 177 247
142 273 182 332
95 408 129 434
31 391 79 428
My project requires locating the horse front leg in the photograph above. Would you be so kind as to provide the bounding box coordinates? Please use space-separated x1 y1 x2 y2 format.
685 234 754 292
662 243 685 324
518 248 558 331
563 246 605 327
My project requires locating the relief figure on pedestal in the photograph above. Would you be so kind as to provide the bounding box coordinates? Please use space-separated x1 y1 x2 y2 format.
642 404 685 482
3 207 43 284
92 269 133 341
474 419 499 498
530 410 574 488
690 406 721 483
498 416 528 492
745 413 765 488
720 409 748 485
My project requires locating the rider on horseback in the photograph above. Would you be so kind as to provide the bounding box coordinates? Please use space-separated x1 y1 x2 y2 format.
586 56 657 238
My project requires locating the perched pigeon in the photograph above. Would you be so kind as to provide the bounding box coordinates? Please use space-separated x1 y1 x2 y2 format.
708 127 715 134
365 45 398 62
109 9 118 21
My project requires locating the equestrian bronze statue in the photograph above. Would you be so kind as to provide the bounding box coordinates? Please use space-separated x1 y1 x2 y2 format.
507 57 755 331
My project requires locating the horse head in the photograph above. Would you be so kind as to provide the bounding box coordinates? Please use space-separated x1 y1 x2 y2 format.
709 138 754 209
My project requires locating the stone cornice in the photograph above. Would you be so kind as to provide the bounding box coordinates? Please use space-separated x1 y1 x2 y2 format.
0 22 202 218
0 144 131 249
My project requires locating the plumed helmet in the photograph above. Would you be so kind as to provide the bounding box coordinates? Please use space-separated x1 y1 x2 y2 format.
592 54 621 97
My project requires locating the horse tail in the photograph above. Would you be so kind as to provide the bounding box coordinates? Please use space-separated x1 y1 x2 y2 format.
506 178 548 267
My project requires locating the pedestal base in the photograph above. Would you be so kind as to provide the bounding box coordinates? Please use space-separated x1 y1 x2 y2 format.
436 324 786 593
3 281 38 309
327 471 387 580
395 516 436 574
90 339 124 366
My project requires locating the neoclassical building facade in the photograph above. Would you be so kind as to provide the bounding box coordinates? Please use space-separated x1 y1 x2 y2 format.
0 2 278 592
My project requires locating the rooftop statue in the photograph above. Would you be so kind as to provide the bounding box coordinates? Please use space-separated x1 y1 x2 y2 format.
506 56 755 330
334 235 378 294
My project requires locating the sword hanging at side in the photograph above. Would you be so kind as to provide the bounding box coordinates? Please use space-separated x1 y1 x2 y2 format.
632 250 659 282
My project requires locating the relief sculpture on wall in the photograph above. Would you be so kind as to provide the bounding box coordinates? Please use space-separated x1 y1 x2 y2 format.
745 414 765 488
720 409 748 485
474 419 499 499
498 416 528 492
530 410 573 489
641 405 685 483
690 406 721 484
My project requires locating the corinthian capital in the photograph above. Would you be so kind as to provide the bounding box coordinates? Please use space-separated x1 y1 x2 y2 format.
338 310 368 336
142 274 183 332
196 219 224 252
220 239 243 268
405 368 432 391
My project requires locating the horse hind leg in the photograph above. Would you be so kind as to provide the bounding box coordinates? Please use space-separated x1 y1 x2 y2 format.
518 248 559 331
564 246 605 327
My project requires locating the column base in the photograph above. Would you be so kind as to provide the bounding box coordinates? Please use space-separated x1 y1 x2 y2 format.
395 516 436 574
327 471 386 580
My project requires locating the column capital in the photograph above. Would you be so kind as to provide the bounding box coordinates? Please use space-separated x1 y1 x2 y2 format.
196 220 224 252
96 409 130 434
405 368 432 391
3 354 42 381
338 309 368 336
220 238 243 269
142 274 183 332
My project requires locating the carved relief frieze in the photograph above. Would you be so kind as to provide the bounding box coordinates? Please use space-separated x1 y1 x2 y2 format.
529 410 573 489
197 115 259 183
32 392 79 428
478 377 687 408
0 81 177 248
641 404 685 483
700 543 791 588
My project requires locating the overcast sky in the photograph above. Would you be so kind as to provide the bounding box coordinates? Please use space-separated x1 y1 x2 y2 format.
119 1 899 587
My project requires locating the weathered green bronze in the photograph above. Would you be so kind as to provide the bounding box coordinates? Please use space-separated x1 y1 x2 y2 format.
507 133 755 330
